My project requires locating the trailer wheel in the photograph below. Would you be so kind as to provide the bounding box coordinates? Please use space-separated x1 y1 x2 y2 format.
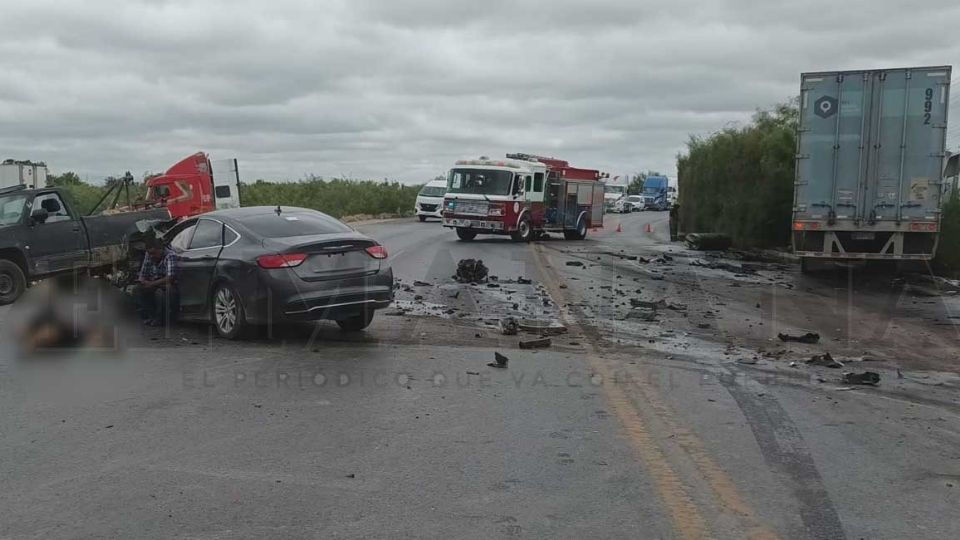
0 259 26 306
456 228 477 241
511 217 533 242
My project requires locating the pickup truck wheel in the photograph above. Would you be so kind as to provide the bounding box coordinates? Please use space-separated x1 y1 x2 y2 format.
212 284 246 339
511 217 533 242
456 228 477 241
0 259 26 306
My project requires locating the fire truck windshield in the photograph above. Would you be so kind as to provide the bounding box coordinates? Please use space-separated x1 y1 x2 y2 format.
447 169 513 196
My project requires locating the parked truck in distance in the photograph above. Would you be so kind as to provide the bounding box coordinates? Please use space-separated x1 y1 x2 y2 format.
603 181 627 212
641 175 672 211
792 66 952 270
141 153 241 220
1 160 48 190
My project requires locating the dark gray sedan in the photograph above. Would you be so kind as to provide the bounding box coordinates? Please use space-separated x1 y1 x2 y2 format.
163 207 394 339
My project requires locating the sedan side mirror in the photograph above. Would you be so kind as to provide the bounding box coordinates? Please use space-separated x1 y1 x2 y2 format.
30 208 49 225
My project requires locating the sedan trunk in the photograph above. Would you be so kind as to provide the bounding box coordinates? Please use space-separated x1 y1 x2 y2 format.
262 233 381 282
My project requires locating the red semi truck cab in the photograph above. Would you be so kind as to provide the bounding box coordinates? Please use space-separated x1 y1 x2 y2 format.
143 153 241 220
442 153 605 242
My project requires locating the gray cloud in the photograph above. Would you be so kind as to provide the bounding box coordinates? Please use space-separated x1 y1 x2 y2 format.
1 0 957 183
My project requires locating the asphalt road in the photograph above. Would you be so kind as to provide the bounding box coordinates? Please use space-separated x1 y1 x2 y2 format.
2 212 959 539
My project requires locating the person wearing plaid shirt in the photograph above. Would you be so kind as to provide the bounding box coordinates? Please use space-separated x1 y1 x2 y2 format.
136 237 179 326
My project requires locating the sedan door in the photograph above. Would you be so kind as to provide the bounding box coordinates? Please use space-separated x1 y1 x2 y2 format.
176 218 226 318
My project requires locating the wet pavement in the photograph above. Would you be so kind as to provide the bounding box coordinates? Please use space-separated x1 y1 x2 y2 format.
1 212 959 539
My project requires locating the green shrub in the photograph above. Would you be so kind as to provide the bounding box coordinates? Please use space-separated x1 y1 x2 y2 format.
934 190 960 276
239 177 422 218
677 102 797 248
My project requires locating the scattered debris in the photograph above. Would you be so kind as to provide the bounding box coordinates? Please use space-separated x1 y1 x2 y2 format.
517 277 532 284
565 261 584 267
488 352 509 369
413 280 432 287
697 323 711 329
519 319 567 335
690 259 753 274
466 371 480 376
346 473 356 478
737 358 758 365
778 332 820 344
519 337 552 349
685 232 733 251
626 309 658 322
842 371 880 385
455 259 489 283
500 317 519 336
447 290 460 299
807 352 844 368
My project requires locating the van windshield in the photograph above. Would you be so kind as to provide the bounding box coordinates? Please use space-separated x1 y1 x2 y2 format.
419 185 446 197
0 194 27 226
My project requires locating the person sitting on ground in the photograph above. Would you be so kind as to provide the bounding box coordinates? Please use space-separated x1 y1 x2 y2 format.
136 237 178 326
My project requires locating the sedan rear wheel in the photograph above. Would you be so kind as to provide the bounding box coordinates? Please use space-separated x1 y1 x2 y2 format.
337 310 374 332
212 284 246 339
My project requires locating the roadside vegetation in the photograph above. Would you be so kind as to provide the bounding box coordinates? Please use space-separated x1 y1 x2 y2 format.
48 173 422 219
240 177 420 218
676 101 797 248
935 191 960 276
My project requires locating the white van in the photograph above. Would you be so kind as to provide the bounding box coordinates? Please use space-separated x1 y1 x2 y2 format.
415 179 447 222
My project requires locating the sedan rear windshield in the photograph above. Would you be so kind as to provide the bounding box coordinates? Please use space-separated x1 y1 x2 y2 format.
240 212 352 238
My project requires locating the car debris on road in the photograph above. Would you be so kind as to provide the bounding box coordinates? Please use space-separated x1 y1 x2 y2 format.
842 371 881 385
500 317 519 335
455 259 489 283
519 337 551 349
807 352 844 368
778 331 821 344
488 352 509 369
685 232 733 251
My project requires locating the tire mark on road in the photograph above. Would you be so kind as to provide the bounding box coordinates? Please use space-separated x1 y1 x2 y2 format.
531 242 779 540
719 373 847 540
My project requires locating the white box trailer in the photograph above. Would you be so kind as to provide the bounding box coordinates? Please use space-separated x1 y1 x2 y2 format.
0 160 47 190
793 66 951 268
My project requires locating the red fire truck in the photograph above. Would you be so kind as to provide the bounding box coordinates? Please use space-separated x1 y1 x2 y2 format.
442 153 605 241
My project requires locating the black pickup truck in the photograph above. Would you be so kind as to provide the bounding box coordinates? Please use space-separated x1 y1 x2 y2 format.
0 185 171 305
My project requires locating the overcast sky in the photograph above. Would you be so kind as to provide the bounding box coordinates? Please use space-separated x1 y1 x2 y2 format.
2 0 958 184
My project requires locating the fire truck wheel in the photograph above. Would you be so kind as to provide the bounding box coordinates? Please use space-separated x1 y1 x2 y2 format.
564 217 588 240
456 228 477 241
511 217 533 242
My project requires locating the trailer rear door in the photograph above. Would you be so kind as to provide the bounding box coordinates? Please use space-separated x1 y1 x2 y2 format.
211 158 242 210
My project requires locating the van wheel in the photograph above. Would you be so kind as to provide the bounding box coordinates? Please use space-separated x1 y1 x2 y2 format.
212 283 247 339
418 215 427 222
456 228 476 241
511 217 533 242
337 310 374 332
0 259 26 306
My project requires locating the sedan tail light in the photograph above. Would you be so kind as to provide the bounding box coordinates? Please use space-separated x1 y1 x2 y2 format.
257 253 308 269
365 245 388 259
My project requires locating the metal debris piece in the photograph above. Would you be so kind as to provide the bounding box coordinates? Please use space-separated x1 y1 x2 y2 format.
413 280 431 287
488 352 509 369
685 233 733 251
565 261 584 267
842 371 880 385
500 317 519 336
778 332 820 344
807 352 844 368
519 337 551 349
518 319 567 335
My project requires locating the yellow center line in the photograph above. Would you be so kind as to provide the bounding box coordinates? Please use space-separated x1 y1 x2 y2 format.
529 242 779 540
